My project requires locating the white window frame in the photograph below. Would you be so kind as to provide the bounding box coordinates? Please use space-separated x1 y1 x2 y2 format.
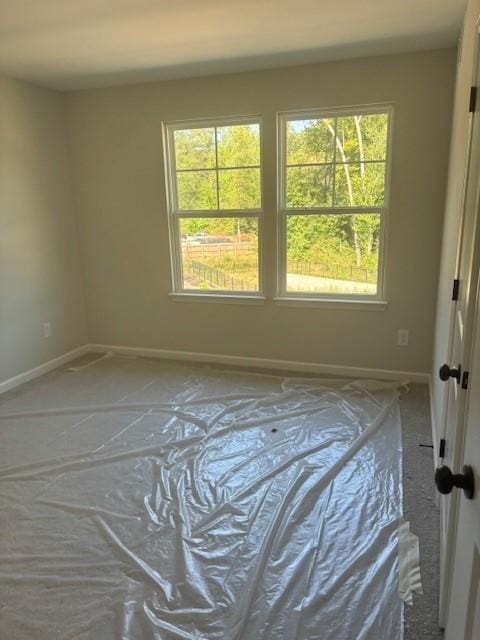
276 103 394 303
163 115 264 299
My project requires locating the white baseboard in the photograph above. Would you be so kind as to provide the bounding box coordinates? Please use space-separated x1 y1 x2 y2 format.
0 342 431 396
89 343 431 383
0 345 90 395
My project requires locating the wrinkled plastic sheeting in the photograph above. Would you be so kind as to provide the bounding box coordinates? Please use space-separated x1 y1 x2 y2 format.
0 357 405 639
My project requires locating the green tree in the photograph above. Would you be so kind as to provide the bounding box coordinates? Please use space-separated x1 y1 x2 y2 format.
286 114 387 269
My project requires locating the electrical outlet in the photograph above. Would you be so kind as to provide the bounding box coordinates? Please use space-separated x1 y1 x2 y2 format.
43 322 51 338
397 329 409 347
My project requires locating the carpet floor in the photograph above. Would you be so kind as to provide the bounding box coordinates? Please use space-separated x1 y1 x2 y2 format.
0 355 443 638
401 383 443 639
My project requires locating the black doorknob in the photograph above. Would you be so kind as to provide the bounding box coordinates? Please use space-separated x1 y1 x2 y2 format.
435 465 475 500
439 363 461 382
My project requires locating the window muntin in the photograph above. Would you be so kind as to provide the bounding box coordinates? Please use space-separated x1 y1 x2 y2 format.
165 117 263 295
279 107 391 299
172 122 261 211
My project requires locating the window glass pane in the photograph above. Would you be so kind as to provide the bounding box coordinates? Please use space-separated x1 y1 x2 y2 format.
286 214 380 295
336 114 388 162
180 217 259 291
219 168 261 209
286 118 335 165
286 165 334 208
217 124 260 167
174 128 216 169
334 162 385 207
177 170 217 210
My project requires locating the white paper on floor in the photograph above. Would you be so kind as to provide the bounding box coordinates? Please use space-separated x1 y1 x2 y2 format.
0 357 413 639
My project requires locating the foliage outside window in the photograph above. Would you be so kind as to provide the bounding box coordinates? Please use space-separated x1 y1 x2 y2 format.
279 107 391 299
164 118 262 294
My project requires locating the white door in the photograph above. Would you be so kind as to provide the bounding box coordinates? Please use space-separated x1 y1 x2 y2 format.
439 34 480 627
444 269 480 639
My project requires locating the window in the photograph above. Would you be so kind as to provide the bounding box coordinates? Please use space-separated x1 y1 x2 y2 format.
164 117 263 296
278 106 392 300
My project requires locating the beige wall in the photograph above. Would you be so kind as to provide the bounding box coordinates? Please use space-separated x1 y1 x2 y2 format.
66 49 455 373
431 0 480 441
0 76 87 382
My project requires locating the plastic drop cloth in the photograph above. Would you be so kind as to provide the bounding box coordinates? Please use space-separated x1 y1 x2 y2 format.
0 357 405 639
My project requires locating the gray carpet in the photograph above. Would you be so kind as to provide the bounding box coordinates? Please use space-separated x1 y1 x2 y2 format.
0 360 443 638
400 384 444 639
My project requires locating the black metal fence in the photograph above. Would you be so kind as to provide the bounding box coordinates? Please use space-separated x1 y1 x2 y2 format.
289 259 376 284
184 257 376 290
184 260 256 291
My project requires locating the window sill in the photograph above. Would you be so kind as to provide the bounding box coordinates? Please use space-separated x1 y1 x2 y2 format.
274 297 388 310
169 293 266 305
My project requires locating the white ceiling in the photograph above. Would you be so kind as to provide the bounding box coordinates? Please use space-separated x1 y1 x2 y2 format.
0 0 466 91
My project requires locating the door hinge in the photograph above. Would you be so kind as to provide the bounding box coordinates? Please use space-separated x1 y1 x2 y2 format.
469 86 477 112
452 278 460 301
439 438 446 458
462 370 469 390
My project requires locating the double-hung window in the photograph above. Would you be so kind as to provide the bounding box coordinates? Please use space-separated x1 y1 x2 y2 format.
164 117 263 297
278 105 392 300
